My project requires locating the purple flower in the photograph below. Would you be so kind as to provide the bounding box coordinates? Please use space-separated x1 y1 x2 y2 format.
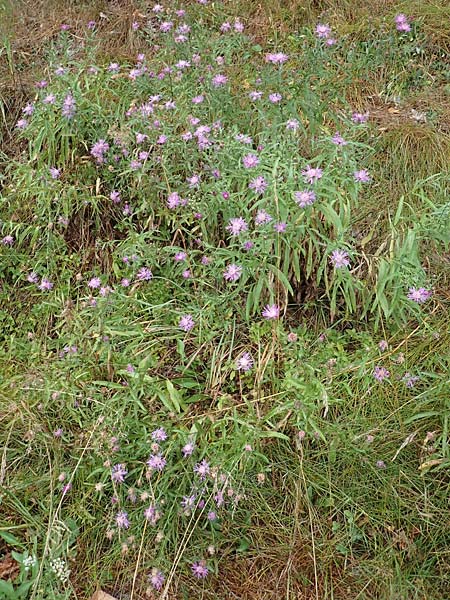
352 112 369 124
192 94 204 104
174 252 187 262
242 153 259 168
268 92 282 104
234 20 244 33
331 132 347 146
38 278 53 291
49 167 61 179
191 561 209 579
294 190 316 208
1 235 14 246
148 569 165 591
315 23 331 38
407 287 432 304
167 192 181 209
61 93 76 119
111 463 128 483
27 272 39 283
354 169 371 183
136 267 153 281
182 442 195 457
223 264 243 282
274 221 287 233
226 217 248 236
286 119 300 131
254 209 272 225
179 314 195 332
91 140 109 163
249 90 263 101
249 176 268 194
43 94 56 105
116 510 130 529
373 366 390 382
395 14 411 32
88 277 101 289
236 352 253 371
22 103 35 116
147 453 167 471
194 459 210 480
207 511 217 521
402 373 420 388
181 494 197 510
330 249 350 269
302 165 323 184
160 21 173 32
262 304 280 319
265 52 289 64
151 427 168 442
16 118 28 129
212 74 228 87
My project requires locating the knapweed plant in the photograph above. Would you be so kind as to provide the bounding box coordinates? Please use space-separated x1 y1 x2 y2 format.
0 0 448 598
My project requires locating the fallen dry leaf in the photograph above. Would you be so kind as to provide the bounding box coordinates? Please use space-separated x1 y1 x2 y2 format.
0 553 20 581
90 591 118 600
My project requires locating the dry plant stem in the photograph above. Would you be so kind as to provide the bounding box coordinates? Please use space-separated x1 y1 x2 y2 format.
298 445 319 600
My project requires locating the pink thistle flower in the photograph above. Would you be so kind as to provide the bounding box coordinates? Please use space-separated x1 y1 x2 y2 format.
182 442 195 457
1 235 14 245
373 366 390 382
151 427 167 442
236 352 253 371
249 90 263 101
265 52 289 64
262 304 280 319
136 267 153 281
191 561 209 578
330 249 350 268
294 190 316 208
242 153 259 168
39 277 53 291
352 112 369 124
331 132 347 145
179 314 195 331
148 569 165 590
302 165 323 184
274 221 287 233
226 217 248 236
354 169 371 183
249 175 268 194
147 454 166 471
315 23 331 38
111 463 127 483
116 510 130 529
254 209 272 225
194 459 210 480
88 277 101 289
286 119 300 131
212 74 228 87
407 287 432 303
268 92 282 103
223 264 243 282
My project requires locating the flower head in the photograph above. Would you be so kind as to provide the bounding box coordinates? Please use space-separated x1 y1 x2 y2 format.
149 568 165 590
194 459 210 480
330 249 350 269
226 217 248 236
111 463 127 483
147 453 167 472
179 314 195 332
191 561 209 579
116 510 130 529
262 304 280 319
302 165 323 184
242 153 259 168
407 287 432 303
295 190 316 208
236 352 253 371
249 176 268 194
223 264 243 282
151 427 168 442
373 366 390 382
354 169 371 183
